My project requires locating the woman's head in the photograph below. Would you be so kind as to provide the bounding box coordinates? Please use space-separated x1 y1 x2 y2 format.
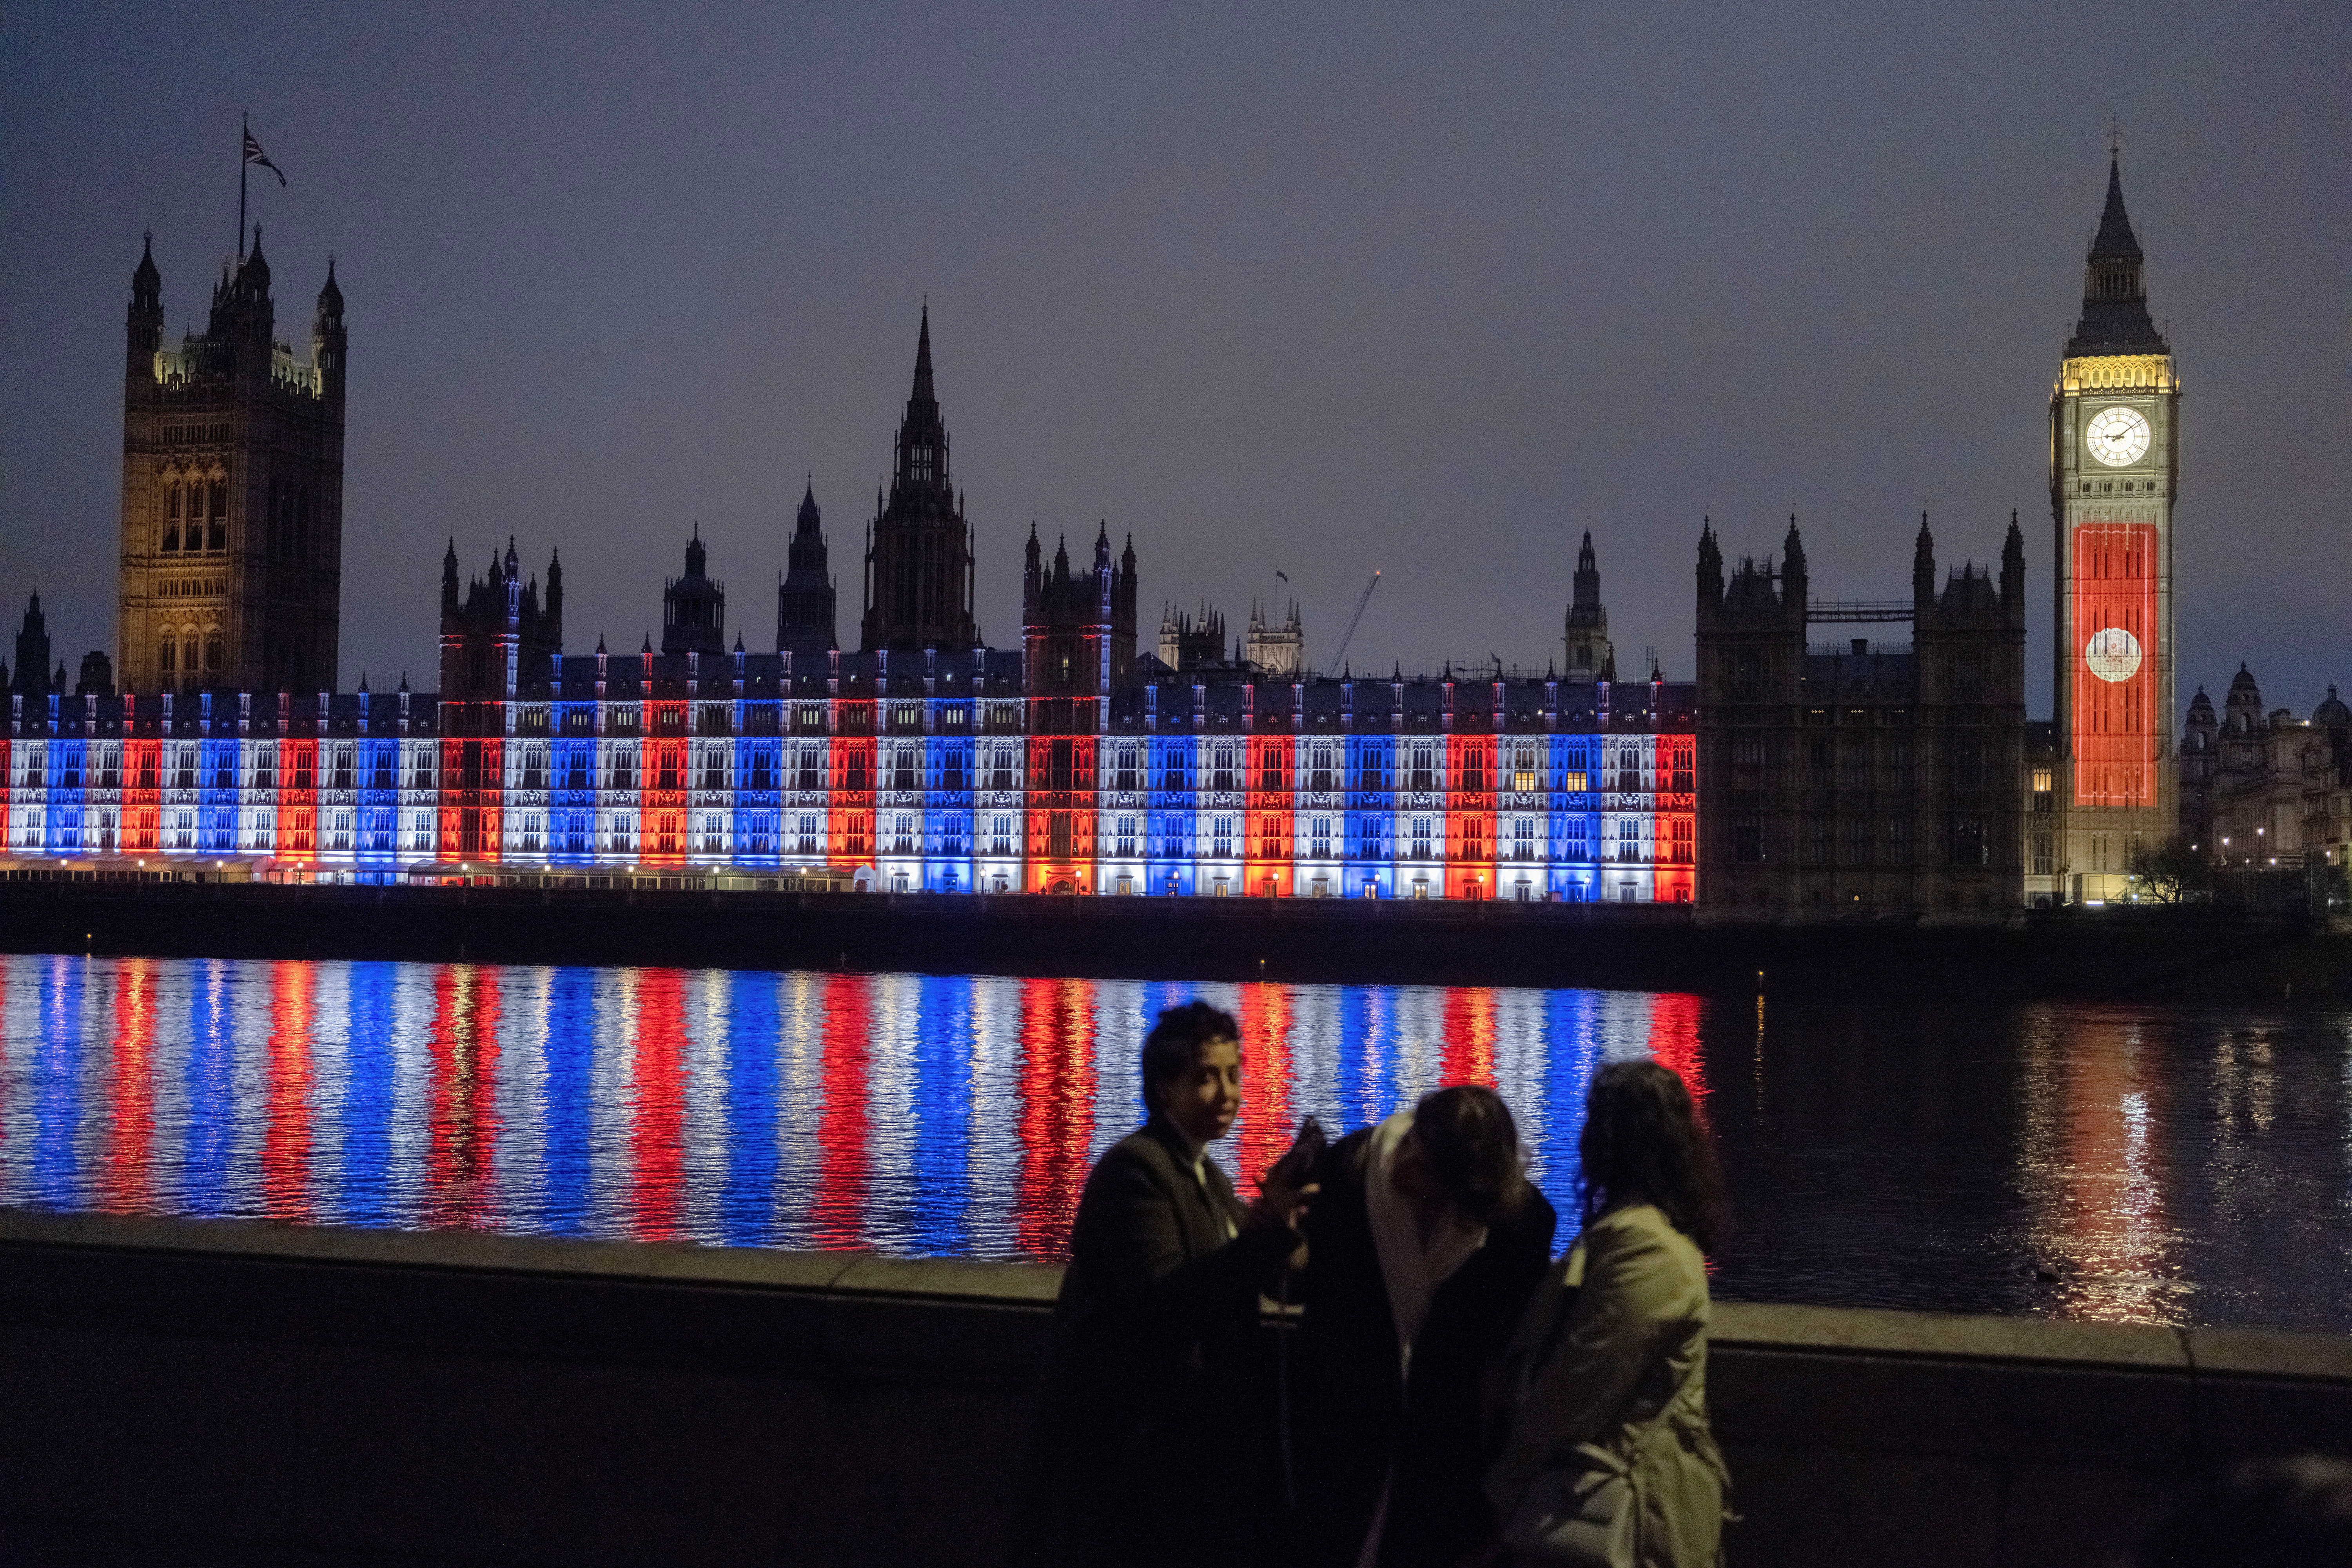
1578 1060 1728 1254
1396 1084 1529 1226
1141 1001 1243 1147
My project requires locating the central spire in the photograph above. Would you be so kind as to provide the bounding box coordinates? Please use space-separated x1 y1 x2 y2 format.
912 301 934 405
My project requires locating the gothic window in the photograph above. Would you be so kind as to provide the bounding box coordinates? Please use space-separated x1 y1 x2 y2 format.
1621 818 1644 863
1115 816 1136 858
1618 745 1643 793
1312 817 1332 859
1310 743 1334 791
1116 745 1139 792
1513 745 1537 793
1410 745 1434 792
159 639 177 673
1212 744 1235 791
1212 815 1234 859
1163 751 1187 792
1886 815 1914 866
1842 816 1872 866
1046 811 1073 858
893 814 914 855
893 747 917 791
207 481 228 549
184 636 201 677
190 482 207 522
1670 818 1693 864
991 814 1013 857
1259 749 1283 793
1462 746 1486 792
1513 817 1535 860
1411 817 1432 858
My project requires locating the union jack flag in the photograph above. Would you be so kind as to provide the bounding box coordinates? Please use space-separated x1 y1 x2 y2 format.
244 129 286 186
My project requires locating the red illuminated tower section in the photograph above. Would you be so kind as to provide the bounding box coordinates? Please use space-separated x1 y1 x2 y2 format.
1022 524 1136 892
2049 154 2178 901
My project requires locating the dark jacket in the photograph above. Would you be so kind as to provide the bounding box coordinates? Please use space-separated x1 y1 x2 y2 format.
1017 1115 1294 1568
1292 1126 1558 1568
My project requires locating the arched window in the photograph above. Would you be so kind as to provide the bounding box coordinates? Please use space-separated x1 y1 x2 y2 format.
205 634 223 672
159 638 177 673
208 478 228 550
182 635 199 679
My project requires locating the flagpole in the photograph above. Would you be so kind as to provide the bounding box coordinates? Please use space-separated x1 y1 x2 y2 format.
238 111 248 258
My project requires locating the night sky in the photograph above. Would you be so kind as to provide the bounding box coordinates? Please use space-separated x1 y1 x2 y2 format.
3 4 2343 717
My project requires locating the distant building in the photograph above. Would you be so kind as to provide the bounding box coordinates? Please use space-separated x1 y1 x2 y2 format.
1156 604 1228 673
1695 514 2026 916
2185 667 2352 885
1245 601 1305 677
116 229 346 697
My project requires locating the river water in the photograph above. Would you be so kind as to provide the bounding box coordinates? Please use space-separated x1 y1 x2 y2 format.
0 954 2344 1332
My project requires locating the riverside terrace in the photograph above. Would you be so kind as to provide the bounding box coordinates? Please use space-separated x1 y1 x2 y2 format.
1 642 1699 906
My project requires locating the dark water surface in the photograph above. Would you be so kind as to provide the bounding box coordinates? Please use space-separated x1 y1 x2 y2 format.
1 955 2344 1331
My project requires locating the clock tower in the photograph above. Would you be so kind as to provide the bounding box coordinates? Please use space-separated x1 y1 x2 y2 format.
2049 154 2178 902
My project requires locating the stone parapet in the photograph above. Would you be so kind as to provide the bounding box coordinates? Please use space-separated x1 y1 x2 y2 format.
0 1210 2343 1566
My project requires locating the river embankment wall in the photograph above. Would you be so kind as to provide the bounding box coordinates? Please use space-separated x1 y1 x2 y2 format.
0 1211 2343 1567
4 878 2348 999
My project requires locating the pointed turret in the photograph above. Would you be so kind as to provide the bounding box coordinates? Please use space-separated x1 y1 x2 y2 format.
126 232 164 376
441 537 461 615
1780 515 1808 621
1696 517 1723 616
546 546 564 630
2000 508 2026 615
779 479 837 662
2067 156 2166 356
1913 513 1937 608
1566 528 1613 679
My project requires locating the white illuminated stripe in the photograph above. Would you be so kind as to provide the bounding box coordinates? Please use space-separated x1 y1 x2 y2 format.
962 976 1023 1259
860 972 921 1254
1087 979 1149 1167
492 965 551 1233
306 961 351 1219
1492 987 1552 1171
770 970 828 1250
384 963 435 1227
583 968 634 1238
679 969 732 1247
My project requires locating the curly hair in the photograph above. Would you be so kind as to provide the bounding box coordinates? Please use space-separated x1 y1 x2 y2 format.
1140 1000 1240 1114
1414 1084 1531 1226
1578 1060 1728 1254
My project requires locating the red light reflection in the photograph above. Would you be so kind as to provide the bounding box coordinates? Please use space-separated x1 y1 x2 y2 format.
810 973 873 1250
1015 977 1097 1261
259 961 315 1221
100 958 156 1212
1234 983 1295 1191
425 967 501 1229
629 968 687 1241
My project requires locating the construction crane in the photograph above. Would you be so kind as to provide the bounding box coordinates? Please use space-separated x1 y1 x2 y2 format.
1328 570 1382 672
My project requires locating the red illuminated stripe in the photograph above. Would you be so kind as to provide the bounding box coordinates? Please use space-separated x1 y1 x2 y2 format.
1244 736 1292 898
1233 982 1294 1191
260 960 314 1221
1446 735 1495 900
1645 992 1709 1128
1014 976 1097 1260
2071 522 2159 809
1440 986 1499 1090
100 958 156 1212
630 968 687 1241
425 966 501 1228
811 972 873 1249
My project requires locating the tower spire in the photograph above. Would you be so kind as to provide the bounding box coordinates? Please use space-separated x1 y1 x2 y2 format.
2068 154 2164 356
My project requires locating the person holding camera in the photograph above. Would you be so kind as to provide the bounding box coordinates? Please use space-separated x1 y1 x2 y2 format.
1016 1000 1322 1568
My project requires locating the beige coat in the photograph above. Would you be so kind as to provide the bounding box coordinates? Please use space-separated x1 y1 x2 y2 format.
1485 1203 1729 1568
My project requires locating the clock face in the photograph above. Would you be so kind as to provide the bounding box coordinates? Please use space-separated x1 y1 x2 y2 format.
2085 626 2143 684
2084 405 2152 467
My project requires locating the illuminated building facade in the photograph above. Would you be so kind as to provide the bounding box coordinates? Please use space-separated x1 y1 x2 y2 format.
2049 156 2179 902
116 231 347 698
1694 514 2026 914
6 544 1695 900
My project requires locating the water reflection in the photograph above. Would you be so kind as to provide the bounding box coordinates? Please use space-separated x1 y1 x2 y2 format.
0 955 2346 1331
